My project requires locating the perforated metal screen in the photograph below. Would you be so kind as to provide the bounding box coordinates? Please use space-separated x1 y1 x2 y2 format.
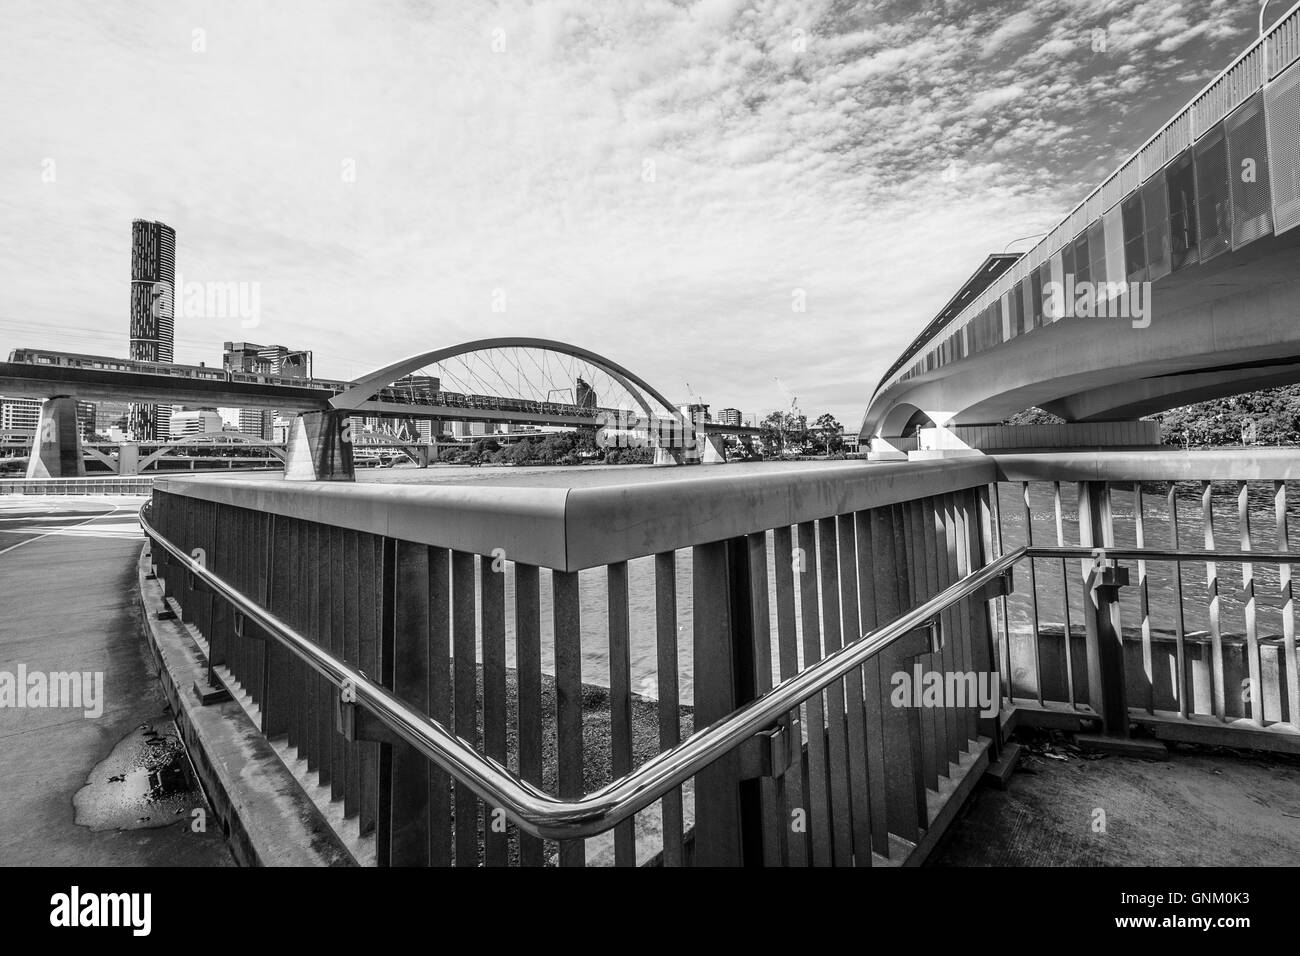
1265 57 1300 235
1072 232 1091 285
1034 260 1050 328
1102 204 1125 285
1016 276 1031 333
1194 124 1231 261
1226 92 1273 248
1167 149 1199 271
976 304 996 351
1049 251 1064 324
1121 192 1146 281
1142 170 1171 280
1010 279 1026 335
1087 220 1107 284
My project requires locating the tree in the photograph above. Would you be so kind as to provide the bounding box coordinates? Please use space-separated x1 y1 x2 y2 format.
1002 407 1065 426
1155 386 1300 447
813 413 843 454
760 410 809 455
469 437 500 461
505 439 535 464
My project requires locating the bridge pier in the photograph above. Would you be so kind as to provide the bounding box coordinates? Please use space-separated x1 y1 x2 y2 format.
284 410 355 481
701 431 727 464
117 443 140 476
867 436 919 461
25 397 86 479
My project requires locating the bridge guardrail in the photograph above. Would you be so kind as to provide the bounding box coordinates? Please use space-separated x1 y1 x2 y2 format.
139 500 1020 845
142 450 1300 867
143 459 1006 866
987 450 1300 750
0 475 154 495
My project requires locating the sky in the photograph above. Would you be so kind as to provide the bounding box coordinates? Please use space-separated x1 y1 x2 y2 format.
0 0 1269 426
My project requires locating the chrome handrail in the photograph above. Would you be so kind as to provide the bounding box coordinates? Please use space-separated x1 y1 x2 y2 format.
139 503 1023 841
1027 545 1300 564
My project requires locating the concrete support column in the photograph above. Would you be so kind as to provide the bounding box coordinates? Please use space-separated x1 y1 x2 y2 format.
26 397 85 479
284 410 355 481
701 432 728 464
653 416 702 466
117 443 140 476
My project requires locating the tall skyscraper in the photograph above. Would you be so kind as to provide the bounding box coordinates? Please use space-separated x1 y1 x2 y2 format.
128 219 177 441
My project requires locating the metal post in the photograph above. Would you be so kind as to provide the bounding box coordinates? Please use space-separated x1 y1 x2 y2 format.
692 536 768 865
1079 481 1130 737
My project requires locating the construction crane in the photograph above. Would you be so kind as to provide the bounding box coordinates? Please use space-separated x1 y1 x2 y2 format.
772 377 803 454
773 377 801 417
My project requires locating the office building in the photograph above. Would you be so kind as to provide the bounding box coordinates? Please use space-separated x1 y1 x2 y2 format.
127 219 177 441
95 401 131 441
168 408 224 438
224 342 313 440
0 397 40 433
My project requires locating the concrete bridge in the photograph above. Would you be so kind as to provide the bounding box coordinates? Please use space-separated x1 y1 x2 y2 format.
862 13 1300 457
10 337 751 479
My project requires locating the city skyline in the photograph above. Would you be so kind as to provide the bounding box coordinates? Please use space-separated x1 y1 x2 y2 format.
0 0 1264 426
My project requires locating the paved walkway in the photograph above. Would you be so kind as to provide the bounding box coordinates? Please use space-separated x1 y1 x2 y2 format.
0 496 233 866
934 730 1300 866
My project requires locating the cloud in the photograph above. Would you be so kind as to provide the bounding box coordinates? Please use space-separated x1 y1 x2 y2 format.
0 0 1262 424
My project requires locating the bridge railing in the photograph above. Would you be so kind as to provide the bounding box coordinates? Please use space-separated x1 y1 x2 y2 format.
989 450 1300 751
141 459 1009 866
140 450 1300 867
0 475 154 495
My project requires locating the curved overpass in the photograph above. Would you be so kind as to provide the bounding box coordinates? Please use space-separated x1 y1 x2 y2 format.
863 7 1300 440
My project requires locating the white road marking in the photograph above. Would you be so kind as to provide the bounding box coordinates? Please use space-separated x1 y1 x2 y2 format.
0 500 131 557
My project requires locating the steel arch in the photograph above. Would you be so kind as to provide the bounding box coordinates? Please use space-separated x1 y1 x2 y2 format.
331 337 684 423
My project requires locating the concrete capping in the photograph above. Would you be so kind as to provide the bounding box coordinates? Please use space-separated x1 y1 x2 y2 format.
155 458 996 571
991 448 1300 482
155 475 573 569
136 546 356 867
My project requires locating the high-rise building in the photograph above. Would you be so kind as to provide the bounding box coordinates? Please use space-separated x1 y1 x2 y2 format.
0 397 40 433
718 408 742 426
128 219 177 441
168 408 224 438
678 402 711 423
94 401 131 440
223 342 313 440
75 401 96 440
